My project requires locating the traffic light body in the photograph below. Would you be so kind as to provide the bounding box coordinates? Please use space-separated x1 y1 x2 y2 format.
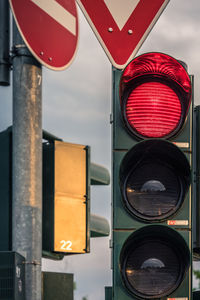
43 140 90 254
112 53 193 299
0 128 110 258
42 139 110 255
0 132 91 255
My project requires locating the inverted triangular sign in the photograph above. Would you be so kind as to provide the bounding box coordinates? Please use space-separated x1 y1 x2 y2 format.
76 0 170 69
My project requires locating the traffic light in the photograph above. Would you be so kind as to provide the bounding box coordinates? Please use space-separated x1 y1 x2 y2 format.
112 52 193 299
42 131 110 256
42 138 90 254
0 128 110 257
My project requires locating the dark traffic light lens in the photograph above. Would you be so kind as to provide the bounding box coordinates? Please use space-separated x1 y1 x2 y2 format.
120 140 190 222
125 242 180 297
120 226 190 299
126 161 181 219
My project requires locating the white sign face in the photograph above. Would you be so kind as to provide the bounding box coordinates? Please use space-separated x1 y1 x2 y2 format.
31 0 76 36
104 0 140 31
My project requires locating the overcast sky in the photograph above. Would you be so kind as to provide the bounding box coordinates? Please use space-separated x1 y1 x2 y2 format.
1 0 200 299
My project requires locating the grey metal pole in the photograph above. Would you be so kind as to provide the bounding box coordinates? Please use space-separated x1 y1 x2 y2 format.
0 0 10 85
12 21 42 300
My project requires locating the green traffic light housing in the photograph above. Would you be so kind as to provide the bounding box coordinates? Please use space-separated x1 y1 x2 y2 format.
0 128 110 260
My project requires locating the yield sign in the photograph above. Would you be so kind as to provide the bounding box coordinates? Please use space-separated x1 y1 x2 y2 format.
10 0 79 70
76 0 170 69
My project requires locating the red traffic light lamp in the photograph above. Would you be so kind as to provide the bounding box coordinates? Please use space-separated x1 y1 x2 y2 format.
119 52 191 140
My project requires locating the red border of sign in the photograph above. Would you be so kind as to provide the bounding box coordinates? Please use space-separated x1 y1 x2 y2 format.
10 0 79 70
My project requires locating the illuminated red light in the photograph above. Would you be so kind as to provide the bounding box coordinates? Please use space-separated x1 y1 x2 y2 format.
126 81 182 138
120 52 191 139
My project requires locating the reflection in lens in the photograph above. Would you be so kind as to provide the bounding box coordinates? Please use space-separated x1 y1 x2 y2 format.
141 180 166 192
141 258 165 269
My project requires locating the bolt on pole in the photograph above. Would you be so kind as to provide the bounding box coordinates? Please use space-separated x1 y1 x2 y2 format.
12 20 42 300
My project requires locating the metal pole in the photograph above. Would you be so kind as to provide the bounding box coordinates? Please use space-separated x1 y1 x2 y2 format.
12 21 42 300
0 0 10 85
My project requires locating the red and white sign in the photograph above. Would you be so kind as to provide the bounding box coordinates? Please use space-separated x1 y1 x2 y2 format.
76 0 169 69
9 0 79 70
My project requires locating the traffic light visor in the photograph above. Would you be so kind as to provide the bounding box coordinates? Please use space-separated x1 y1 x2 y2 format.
119 140 190 221
120 52 192 139
120 226 190 299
